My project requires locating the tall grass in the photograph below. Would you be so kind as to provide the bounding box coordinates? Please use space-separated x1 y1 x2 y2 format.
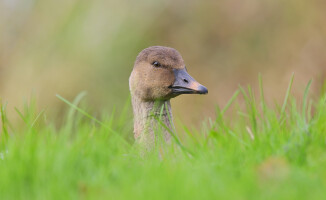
0 78 326 200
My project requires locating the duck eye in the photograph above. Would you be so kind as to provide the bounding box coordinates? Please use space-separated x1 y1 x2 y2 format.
152 61 161 67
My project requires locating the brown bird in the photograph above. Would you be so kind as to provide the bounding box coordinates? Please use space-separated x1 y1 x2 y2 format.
129 46 207 151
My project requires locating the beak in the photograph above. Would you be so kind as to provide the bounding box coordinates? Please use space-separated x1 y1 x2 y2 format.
170 68 208 95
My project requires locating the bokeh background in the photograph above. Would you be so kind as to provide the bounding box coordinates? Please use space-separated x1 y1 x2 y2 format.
1 0 326 129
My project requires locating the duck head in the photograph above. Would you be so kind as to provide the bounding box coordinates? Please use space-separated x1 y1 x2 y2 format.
129 46 208 101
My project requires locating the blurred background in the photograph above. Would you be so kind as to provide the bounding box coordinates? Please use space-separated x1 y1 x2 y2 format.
1 0 326 129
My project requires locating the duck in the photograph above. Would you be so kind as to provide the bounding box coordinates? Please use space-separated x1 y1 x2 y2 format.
129 46 208 151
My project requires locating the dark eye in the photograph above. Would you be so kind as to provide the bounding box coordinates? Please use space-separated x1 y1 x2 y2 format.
152 61 161 67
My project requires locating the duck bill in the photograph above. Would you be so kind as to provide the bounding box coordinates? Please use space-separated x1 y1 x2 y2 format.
170 68 208 95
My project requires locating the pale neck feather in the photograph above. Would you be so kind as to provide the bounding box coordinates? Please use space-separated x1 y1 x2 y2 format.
131 95 174 150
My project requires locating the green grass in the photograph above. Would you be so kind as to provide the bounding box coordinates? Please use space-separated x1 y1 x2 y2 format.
1 79 326 200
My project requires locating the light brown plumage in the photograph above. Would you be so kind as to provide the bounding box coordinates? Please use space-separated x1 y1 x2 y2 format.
129 46 207 151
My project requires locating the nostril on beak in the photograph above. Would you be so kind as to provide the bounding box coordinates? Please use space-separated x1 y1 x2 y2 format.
183 79 189 83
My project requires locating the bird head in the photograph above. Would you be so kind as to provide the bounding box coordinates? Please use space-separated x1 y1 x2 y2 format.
129 46 208 101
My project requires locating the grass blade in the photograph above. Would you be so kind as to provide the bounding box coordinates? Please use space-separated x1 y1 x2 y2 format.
280 73 294 121
221 90 240 115
56 94 130 146
302 80 312 122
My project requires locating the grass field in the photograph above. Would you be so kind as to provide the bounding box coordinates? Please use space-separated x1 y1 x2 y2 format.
1 77 326 200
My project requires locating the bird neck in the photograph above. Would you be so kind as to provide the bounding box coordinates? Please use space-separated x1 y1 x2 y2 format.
131 95 174 150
